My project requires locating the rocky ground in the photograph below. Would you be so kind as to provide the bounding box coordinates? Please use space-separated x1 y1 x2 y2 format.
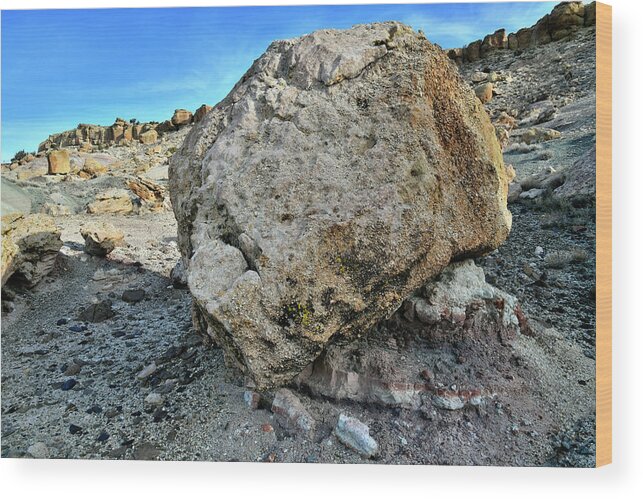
1 11 596 466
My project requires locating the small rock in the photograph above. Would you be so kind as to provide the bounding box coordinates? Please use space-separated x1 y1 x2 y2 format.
69 424 83 435
261 423 274 433
475 82 493 103
86 405 102 414
535 246 544 257
27 442 49 459
61 379 77 391
432 393 465 410
271 388 315 434
519 188 545 200
64 363 81 376
80 222 125 257
56 318 68 326
145 392 163 406
137 362 157 379
471 71 489 83
335 414 379 458
122 288 146 303
97 431 110 442
77 300 115 323
244 390 261 410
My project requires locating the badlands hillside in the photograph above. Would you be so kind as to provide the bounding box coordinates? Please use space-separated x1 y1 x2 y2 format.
1 2 596 466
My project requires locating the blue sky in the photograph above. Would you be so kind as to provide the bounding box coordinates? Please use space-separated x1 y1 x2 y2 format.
1 2 556 161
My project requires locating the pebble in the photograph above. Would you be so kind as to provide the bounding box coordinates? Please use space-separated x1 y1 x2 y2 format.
77 300 115 323
27 442 49 459
137 362 157 379
97 431 110 442
145 392 163 406
86 404 102 414
69 424 83 435
335 414 379 458
61 378 77 391
56 318 68 326
244 390 261 410
64 363 81 376
122 289 146 303
69 325 87 333
271 388 315 434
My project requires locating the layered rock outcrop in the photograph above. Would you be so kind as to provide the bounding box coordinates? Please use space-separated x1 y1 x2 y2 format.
447 2 596 64
170 22 512 389
37 104 211 153
1 213 62 287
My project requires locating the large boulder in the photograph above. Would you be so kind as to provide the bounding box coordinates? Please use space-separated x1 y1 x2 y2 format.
47 150 70 175
1 213 62 287
169 22 512 389
139 129 158 145
193 104 213 123
171 109 193 127
127 177 167 212
80 222 125 256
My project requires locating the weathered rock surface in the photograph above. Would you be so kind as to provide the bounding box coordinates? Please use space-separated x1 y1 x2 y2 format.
47 150 70 175
1 213 62 287
80 222 125 256
80 157 108 178
335 414 378 458
475 82 493 103
297 260 529 408
554 144 596 200
86 189 133 215
520 127 562 145
139 129 158 145
171 109 193 127
271 388 315 435
170 22 512 389
193 104 213 123
127 177 167 212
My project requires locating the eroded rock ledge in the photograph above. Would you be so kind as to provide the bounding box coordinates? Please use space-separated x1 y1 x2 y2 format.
447 1 596 64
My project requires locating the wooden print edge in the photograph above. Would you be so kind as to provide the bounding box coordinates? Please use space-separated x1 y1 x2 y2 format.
595 1 612 468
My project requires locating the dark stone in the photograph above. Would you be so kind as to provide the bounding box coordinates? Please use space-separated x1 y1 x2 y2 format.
77 300 115 323
69 424 82 435
97 431 110 442
69 325 87 332
86 405 102 414
56 318 68 326
122 289 146 303
61 379 77 391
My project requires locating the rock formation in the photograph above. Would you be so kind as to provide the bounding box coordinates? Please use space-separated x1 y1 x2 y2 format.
1 213 62 287
80 222 125 256
170 22 512 389
447 2 596 64
36 104 210 153
47 150 70 175
297 260 529 408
